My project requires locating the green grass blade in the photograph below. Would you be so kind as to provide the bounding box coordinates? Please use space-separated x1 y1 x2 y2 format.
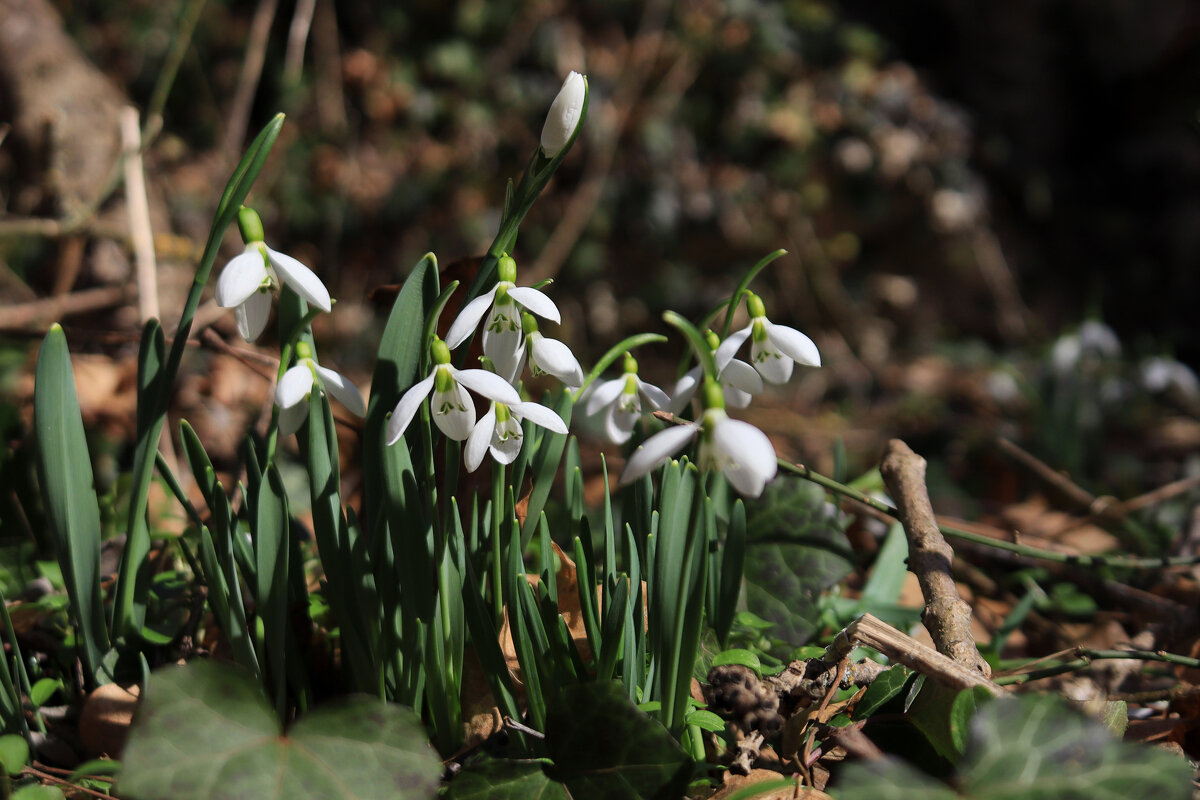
33 325 109 678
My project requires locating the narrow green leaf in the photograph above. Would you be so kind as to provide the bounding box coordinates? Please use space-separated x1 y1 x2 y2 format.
715 499 746 645
33 325 109 676
255 467 289 715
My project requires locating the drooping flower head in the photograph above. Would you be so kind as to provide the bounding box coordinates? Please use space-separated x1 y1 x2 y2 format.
274 341 366 436
215 207 332 341
720 292 820 384
584 353 670 444
621 379 778 497
670 329 763 414
464 398 569 472
516 311 584 387
444 255 561 382
541 71 587 158
386 337 522 445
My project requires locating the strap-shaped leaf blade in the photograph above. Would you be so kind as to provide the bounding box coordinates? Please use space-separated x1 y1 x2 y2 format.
33 324 109 678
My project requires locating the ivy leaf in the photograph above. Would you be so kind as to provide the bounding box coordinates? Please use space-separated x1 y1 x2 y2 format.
545 681 692 800
961 694 1192 800
852 665 913 721
839 693 1193 800
119 661 440 800
446 758 571 800
742 481 854 645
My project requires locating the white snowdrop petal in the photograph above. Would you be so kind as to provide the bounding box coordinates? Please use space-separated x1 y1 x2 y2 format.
722 358 764 394
432 383 476 440
766 322 821 368
315 365 366 417
454 368 522 406
723 386 754 409
483 326 525 383
712 418 777 497
216 251 268 308
445 289 498 350
714 326 752 371
637 379 671 411
235 289 272 341
386 373 435 445
668 367 702 414
530 335 583 386
266 247 332 312
513 401 568 435
490 417 524 464
464 407 496 472
507 287 561 324
278 401 310 437
585 379 625 417
751 340 794 384
275 364 315 408
605 405 637 444
619 425 697 485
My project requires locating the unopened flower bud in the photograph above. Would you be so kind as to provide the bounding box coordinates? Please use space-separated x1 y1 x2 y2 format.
540 71 586 157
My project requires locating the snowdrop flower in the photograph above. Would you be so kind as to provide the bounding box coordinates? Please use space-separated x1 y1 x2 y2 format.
1140 356 1200 398
464 399 569 472
669 329 763 413
444 255 561 382
515 312 584 387
620 380 778 497
721 293 820 384
1051 320 1121 373
215 207 332 341
386 338 522 444
584 353 670 444
540 71 587 158
274 342 365 436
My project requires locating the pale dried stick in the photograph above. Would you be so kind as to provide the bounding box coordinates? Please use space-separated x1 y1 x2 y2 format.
881 439 992 677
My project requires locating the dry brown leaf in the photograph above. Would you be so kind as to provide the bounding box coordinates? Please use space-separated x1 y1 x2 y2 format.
710 769 828 800
1000 495 1120 553
78 683 139 757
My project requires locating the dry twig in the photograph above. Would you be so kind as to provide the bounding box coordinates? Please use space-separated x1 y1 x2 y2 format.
880 439 992 677
825 614 1001 696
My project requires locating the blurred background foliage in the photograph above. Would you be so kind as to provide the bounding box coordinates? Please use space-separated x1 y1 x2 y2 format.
2 0 1199 505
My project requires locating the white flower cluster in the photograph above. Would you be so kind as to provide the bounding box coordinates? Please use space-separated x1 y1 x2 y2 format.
214 207 366 436
386 253 580 472
617 291 820 497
